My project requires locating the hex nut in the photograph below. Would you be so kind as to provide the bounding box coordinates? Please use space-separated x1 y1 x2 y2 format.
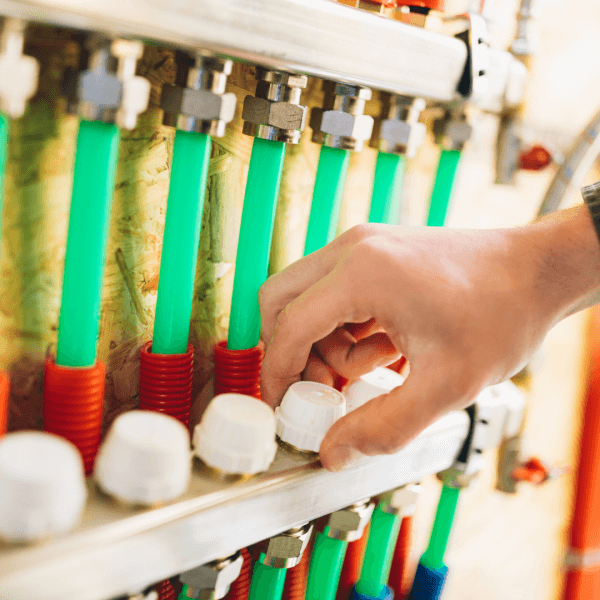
161 85 236 123
379 119 426 158
255 68 308 89
438 455 484 490
262 524 313 569
330 83 372 101
180 553 243 599
311 107 374 151
379 484 422 516
433 117 473 151
242 95 307 131
79 62 122 111
0 20 39 119
327 501 375 542
321 111 373 139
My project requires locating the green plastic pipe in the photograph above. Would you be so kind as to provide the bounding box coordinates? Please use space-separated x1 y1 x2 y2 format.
0 112 8 261
228 138 286 350
426 149 461 227
305 528 348 600
368 152 405 226
248 558 286 600
152 130 211 354
420 484 460 570
356 504 402 597
303 146 350 256
56 120 120 367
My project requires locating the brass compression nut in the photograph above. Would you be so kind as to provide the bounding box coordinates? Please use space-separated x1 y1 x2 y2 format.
242 68 308 144
326 499 375 542
310 82 374 151
161 55 236 137
260 523 313 569
180 552 244 600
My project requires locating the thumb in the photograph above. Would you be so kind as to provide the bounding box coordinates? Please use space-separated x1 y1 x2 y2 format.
319 373 448 472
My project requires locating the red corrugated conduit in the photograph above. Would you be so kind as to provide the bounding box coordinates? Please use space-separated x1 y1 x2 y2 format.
0 369 8 436
156 579 175 600
43 358 105 475
388 515 414 598
213 341 262 600
138 341 194 427
214 341 263 398
337 523 370 600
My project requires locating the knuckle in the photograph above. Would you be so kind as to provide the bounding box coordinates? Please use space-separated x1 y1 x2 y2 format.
346 235 392 273
340 223 378 246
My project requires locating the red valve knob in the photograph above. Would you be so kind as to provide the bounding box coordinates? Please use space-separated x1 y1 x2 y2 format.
511 457 569 485
519 145 552 171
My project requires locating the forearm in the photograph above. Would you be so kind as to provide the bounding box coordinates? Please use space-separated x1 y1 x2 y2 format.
526 204 600 324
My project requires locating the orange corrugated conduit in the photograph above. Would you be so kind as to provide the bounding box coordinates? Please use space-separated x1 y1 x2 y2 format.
282 538 311 600
223 548 253 600
0 369 8 435
564 306 600 598
388 515 414 599
337 522 370 600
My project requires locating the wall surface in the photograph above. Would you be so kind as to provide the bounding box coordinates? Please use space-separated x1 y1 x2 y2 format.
0 1 599 598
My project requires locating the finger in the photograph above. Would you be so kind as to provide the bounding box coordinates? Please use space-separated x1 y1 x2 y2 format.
314 330 400 380
344 318 384 341
319 366 451 471
260 265 370 407
259 225 383 343
302 352 335 387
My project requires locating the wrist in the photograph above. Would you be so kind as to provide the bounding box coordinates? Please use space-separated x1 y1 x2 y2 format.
522 205 600 325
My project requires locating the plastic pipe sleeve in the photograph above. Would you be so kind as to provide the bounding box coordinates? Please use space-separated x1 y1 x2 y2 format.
304 146 350 256
420 485 459 571
357 505 401 597
388 515 414 597
56 120 120 367
338 523 370 600
153 130 211 355
248 559 286 600
228 138 286 351
426 149 461 227
138 341 194 427
0 370 8 436
223 547 253 600
407 563 448 600
42 357 106 475
369 153 405 226
305 529 348 600
214 341 264 399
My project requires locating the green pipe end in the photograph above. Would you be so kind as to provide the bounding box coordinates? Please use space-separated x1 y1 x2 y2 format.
228 139 286 351
421 484 461 570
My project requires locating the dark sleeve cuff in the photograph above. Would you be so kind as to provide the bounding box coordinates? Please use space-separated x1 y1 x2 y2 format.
582 182 600 244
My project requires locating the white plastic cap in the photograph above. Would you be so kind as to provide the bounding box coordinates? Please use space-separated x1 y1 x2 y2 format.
94 411 191 505
275 382 346 453
193 394 277 475
344 367 405 413
0 431 86 542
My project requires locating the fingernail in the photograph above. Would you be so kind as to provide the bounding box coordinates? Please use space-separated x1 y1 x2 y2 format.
324 444 364 472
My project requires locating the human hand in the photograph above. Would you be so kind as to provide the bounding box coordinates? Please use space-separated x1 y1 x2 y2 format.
259 206 600 471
